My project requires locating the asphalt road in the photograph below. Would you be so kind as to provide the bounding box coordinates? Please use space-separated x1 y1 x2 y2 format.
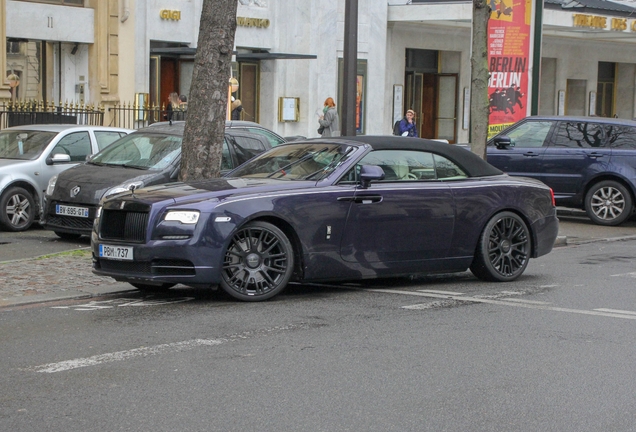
2 237 636 431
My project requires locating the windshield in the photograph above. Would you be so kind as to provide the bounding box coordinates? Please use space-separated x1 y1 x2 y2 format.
230 143 355 180
0 130 57 160
89 132 182 170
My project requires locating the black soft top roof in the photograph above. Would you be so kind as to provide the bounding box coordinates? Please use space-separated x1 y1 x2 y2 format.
328 135 504 178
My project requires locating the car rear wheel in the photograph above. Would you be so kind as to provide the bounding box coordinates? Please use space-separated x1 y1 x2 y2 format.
220 221 294 301
130 283 176 291
585 180 633 226
54 231 82 240
0 186 36 232
470 211 531 282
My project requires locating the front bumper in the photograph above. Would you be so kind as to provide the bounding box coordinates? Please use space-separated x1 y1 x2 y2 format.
91 231 224 287
42 198 97 236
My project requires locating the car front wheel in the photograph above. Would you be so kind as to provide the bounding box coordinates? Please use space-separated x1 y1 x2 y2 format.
0 186 36 232
585 180 633 226
470 211 531 282
220 221 294 302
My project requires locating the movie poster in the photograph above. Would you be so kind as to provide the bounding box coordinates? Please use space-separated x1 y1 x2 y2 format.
487 0 533 138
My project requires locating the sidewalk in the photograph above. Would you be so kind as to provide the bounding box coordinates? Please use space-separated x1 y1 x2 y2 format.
2 211 636 308
0 251 135 308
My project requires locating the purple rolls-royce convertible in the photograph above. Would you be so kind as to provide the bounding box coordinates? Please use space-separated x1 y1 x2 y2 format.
91 136 559 301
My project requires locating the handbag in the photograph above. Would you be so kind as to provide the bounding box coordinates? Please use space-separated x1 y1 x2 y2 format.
317 125 325 134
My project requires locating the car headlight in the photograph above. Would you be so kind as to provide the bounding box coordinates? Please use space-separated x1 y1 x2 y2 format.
46 175 58 196
164 211 200 224
104 181 144 198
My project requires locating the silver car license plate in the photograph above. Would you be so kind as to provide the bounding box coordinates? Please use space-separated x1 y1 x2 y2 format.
56 204 89 218
99 244 134 261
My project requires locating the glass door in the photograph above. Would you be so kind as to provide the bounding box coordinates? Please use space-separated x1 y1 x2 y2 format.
435 74 458 143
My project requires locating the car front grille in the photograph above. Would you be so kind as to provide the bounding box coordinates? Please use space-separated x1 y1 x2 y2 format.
100 210 148 242
97 259 195 276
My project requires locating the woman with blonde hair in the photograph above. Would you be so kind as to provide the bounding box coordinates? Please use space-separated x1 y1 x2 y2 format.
318 97 340 137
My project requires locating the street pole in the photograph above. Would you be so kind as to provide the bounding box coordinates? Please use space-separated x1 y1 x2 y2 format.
341 0 358 136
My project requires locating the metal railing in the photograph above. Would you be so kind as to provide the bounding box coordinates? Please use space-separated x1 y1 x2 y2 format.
108 103 187 129
0 100 105 130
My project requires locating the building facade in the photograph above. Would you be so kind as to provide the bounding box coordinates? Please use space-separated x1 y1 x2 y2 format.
2 0 119 112
4 0 636 143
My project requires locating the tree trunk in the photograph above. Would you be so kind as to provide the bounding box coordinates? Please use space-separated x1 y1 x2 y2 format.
180 0 238 181
470 0 490 160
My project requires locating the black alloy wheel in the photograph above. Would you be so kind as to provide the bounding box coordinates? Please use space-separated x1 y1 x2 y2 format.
585 180 633 226
470 211 531 282
220 221 294 301
0 186 36 232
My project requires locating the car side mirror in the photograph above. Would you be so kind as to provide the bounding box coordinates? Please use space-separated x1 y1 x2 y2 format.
46 153 72 165
494 135 513 149
359 165 385 189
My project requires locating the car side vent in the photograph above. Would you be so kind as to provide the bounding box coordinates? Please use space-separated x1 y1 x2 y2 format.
101 210 148 242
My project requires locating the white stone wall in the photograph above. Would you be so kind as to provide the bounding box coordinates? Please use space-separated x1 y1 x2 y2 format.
6 0 94 43
541 36 636 118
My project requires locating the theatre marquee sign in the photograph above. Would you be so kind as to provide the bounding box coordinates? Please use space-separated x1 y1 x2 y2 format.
573 14 636 31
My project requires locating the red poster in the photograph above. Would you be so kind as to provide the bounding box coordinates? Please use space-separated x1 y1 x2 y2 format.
487 0 532 138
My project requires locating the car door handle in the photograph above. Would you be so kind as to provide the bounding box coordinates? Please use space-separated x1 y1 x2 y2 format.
522 152 540 157
587 152 605 159
337 195 382 204
354 195 383 204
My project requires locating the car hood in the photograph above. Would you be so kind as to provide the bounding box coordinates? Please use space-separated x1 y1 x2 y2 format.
106 177 318 208
52 163 168 204
0 158 31 173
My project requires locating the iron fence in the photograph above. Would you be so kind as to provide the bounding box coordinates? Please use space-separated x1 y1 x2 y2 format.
0 100 105 130
107 103 187 129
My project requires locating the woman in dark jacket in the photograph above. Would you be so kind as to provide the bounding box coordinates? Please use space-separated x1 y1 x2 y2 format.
398 109 418 137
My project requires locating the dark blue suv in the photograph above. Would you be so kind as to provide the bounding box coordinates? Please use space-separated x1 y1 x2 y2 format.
487 116 636 226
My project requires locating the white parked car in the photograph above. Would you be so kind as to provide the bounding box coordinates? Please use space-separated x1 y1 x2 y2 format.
0 124 133 232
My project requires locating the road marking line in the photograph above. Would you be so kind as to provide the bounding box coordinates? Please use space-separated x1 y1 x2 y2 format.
32 339 225 373
29 323 310 373
417 289 464 296
51 297 195 311
368 289 636 320
594 308 636 316
500 298 551 305
611 272 636 278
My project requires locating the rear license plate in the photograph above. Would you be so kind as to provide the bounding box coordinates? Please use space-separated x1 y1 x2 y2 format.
99 244 133 261
56 204 89 218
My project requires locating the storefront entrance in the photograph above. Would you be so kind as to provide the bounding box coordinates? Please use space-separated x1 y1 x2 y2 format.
404 49 458 143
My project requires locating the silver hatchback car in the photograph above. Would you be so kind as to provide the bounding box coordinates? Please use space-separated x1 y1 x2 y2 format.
0 124 133 231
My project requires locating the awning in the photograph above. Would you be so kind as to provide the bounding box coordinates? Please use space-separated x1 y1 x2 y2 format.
149 47 316 60
235 52 317 60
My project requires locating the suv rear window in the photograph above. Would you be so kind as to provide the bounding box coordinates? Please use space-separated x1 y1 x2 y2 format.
605 124 636 149
553 121 605 148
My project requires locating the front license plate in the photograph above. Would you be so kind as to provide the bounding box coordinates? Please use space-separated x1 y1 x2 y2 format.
56 204 89 218
99 244 134 261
